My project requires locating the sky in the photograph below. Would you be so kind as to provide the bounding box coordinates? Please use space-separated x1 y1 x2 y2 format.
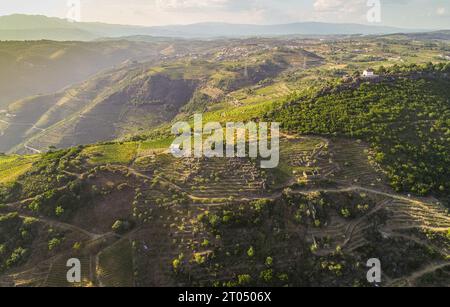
0 0 449 29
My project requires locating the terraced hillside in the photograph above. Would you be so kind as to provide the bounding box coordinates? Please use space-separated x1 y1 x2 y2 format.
0 135 448 287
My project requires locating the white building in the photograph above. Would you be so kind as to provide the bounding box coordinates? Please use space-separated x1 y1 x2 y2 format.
362 69 376 78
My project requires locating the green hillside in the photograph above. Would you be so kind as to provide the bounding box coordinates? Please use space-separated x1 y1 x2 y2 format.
272 64 450 198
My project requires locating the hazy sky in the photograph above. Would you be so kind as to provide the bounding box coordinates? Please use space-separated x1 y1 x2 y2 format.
0 0 449 29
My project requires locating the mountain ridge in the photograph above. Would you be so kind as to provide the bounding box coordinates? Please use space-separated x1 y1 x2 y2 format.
0 14 417 41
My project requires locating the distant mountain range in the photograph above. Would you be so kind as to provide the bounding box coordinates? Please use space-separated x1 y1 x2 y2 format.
0 14 416 41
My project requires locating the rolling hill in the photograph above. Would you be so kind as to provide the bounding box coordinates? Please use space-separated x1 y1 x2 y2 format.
1 44 317 153
0 14 410 41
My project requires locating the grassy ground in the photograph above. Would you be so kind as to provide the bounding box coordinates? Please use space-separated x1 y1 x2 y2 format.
139 138 174 152
202 99 281 123
83 142 138 165
0 154 39 184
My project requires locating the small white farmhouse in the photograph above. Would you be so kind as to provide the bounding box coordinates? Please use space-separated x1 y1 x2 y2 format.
362 69 376 78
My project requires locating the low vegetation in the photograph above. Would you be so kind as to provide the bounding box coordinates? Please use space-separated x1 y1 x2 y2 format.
272 64 450 197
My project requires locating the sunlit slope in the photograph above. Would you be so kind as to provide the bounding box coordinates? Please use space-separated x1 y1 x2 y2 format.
272 65 450 197
0 40 170 108
0 62 200 153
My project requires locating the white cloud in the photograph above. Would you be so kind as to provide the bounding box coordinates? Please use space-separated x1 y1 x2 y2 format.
314 0 345 12
314 0 366 13
155 0 230 10
312 0 368 22
436 7 446 16
18 0 446 28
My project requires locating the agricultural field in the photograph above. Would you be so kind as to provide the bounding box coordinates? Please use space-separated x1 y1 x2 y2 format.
0 155 39 184
82 143 138 165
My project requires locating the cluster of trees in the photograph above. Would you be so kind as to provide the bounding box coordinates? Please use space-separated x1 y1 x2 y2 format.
325 192 372 219
0 182 21 204
375 62 450 75
198 199 273 231
182 91 213 113
178 192 379 286
272 71 450 196
0 147 84 205
0 213 38 272
0 147 94 221
28 179 93 220
362 228 441 279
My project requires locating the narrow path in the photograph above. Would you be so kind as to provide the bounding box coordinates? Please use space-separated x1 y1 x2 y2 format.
17 212 102 239
388 262 450 286
385 232 446 254
31 125 45 132
24 144 42 154
0 119 38 126
3 179 82 209
4 167 445 231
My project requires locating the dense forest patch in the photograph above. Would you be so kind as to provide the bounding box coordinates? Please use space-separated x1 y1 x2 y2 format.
0 213 38 272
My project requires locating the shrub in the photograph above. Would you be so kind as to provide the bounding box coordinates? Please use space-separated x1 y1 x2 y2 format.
237 274 252 286
247 246 255 257
260 269 273 283
6 247 27 267
111 220 132 234
55 206 64 217
194 253 206 265
172 258 181 271
340 208 351 218
48 238 62 251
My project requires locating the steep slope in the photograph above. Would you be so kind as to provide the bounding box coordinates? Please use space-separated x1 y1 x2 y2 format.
1 45 302 153
0 94 61 153
1 65 199 153
0 40 174 108
271 64 450 199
